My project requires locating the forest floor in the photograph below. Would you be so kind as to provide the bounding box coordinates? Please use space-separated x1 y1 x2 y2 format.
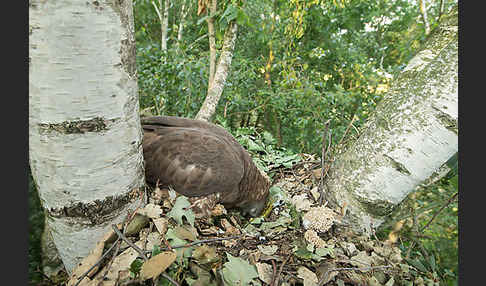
43 154 432 286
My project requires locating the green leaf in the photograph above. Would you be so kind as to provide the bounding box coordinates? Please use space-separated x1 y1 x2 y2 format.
405 258 428 273
294 247 314 260
236 8 248 26
220 4 238 24
166 227 193 262
449 175 458 190
130 258 144 276
151 244 162 257
262 131 275 145
428 255 436 272
247 139 265 152
167 196 195 226
315 247 334 258
222 254 258 286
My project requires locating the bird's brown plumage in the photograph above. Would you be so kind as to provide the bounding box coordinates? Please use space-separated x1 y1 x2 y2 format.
141 116 270 217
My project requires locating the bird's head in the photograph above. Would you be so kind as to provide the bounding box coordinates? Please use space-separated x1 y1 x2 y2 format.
240 193 269 217
237 167 270 217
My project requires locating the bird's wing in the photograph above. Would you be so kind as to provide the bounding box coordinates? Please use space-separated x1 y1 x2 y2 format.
142 127 244 198
142 116 240 147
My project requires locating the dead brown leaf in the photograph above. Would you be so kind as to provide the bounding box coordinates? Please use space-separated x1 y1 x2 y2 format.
255 262 273 284
174 225 198 241
192 245 219 264
153 217 169 235
140 251 177 281
297 266 318 286
138 203 163 219
67 227 118 286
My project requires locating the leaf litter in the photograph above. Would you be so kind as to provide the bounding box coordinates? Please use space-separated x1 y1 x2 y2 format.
67 154 420 286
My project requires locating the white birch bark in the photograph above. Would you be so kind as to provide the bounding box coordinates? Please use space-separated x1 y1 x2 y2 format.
206 0 217 90
162 0 170 51
419 0 431 35
323 7 458 235
177 0 190 43
29 0 145 273
196 21 238 121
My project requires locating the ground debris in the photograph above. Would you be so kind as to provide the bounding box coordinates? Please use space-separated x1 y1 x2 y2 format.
65 154 418 286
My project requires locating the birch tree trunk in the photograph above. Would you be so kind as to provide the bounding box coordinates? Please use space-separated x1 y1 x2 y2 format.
323 7 458 235
195 21 238 121
206 0 217 90
162 0 170 51
177 0 191 44
29 0 145 273
152 0 169 52
419 0 431 35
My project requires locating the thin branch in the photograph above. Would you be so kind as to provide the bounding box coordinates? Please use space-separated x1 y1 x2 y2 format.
438 0 444 22
74 236 121 286
318 120 331 205
187 33 208 50
99 236 123 281
270 259 277 286
420 192 458 232
112 225 181 286
151 0 162 21
274 254 291 286
144 235 243 253
161 273 181 286
35 267 55 285
111 224 148 261
336 114 357 148
317 265 392 286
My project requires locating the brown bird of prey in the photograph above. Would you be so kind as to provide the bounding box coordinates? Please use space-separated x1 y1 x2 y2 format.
141 116 270 217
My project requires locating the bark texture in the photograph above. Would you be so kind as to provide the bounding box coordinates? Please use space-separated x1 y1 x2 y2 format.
323 7 458 235
206 0 217 89
419 0 431 35
29 0 145 272
196 21 238 121
162 0 170 51
177 0 190 43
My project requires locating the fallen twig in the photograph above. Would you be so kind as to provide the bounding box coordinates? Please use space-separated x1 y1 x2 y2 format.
270 259 277 286
161 272 181 286
336 114 357 149
318 120 331 206
111 224 148 260
274 254 291 286
112 225 181 286
144 235 243 253
100 217 136 282
73 236 121 286
317 265 392 286
74 209 142 286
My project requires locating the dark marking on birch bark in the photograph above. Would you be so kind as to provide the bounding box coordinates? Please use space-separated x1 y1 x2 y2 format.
38 117 116 134
432 106 458 135
47 187 143 225
357 198 396 217
383 154 411 176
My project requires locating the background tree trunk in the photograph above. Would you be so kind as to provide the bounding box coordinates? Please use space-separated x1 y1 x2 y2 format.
419 0 431 35
152 0 169 52
323 7 457 235
206 0 217 91
177 0 191 44
162 0 170 51
196 21 238 121
29 0 145 273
